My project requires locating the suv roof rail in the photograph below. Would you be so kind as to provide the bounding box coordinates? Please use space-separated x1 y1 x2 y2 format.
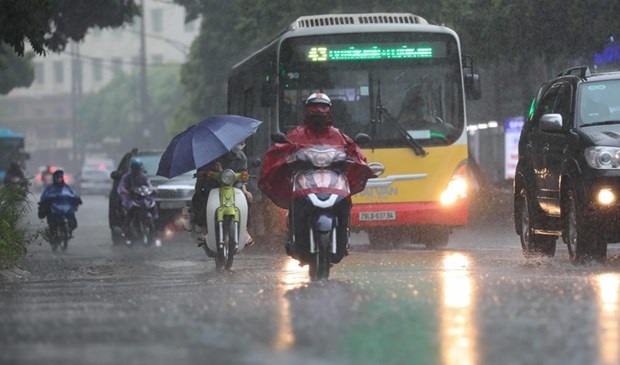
557 65 591 79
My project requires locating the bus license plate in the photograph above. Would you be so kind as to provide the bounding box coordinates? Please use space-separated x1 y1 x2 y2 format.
359 211 396 221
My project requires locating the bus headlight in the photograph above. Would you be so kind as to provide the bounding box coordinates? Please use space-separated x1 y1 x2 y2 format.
440 162 469 206
597 188 615 205
440 177 468 206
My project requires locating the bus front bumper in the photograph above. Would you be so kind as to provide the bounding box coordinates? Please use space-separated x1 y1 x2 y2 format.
352 200 468 228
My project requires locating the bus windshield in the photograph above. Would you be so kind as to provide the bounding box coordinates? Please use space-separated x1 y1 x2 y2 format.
279 32 464 147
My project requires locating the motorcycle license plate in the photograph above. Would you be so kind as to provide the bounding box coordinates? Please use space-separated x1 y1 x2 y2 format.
359 211 396 221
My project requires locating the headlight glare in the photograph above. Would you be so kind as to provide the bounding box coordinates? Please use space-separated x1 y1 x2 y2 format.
597 188 615 205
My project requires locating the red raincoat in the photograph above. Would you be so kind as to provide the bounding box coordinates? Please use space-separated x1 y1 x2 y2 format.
258 121 375 209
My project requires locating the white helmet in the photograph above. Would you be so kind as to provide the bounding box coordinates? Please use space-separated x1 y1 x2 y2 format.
305 92 332 107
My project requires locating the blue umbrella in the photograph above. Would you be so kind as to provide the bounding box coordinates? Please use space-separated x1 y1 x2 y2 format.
157 115 263 178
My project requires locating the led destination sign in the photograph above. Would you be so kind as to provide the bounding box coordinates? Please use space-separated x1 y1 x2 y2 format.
305 44 440 62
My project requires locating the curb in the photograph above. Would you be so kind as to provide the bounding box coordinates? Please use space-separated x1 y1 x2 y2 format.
0 267 31 281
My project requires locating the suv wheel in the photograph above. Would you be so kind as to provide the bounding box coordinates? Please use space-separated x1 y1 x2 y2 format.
565 189 606 264
518 190 556 257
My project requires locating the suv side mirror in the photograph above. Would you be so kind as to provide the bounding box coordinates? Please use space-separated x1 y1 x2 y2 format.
110 171 122 180
539 113 563 131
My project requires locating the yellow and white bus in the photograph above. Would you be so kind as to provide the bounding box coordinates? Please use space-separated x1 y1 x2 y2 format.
228 13 481 247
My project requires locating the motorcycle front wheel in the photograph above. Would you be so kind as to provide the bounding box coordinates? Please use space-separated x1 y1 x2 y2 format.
215 216 236 271
309 231 331 281
60 219 70 252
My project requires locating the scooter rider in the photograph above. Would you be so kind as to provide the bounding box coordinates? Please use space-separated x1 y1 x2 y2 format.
259 92 374 263
191 141 254 246
38 170 82 237
118 158 159 227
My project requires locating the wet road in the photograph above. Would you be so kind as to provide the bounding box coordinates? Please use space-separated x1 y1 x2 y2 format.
3 194 620 365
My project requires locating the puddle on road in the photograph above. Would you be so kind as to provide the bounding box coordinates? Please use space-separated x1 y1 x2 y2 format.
147 260 198 269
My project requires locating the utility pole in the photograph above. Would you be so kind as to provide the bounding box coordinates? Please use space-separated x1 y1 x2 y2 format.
139 0 150 148
70 41 82 169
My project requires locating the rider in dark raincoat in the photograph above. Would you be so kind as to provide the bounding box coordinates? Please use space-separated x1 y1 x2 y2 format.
38 170 82 236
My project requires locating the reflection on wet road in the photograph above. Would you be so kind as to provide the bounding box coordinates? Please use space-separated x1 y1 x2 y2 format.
596 273 619 365
441 253 476 365
3 195 620 364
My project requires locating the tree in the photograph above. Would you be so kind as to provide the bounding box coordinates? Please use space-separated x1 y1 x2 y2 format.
77 65 187 149
0 0 138 95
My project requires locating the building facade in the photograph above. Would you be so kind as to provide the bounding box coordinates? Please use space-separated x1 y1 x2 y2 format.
0 0 199 174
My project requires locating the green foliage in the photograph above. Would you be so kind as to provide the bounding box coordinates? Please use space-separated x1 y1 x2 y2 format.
0 184 33 269
174 0 620 129
0 0 138 56
0 44 34 94
76 65 187 147
0 0 138 95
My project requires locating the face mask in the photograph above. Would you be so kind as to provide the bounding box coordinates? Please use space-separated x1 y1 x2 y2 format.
307 113 328 130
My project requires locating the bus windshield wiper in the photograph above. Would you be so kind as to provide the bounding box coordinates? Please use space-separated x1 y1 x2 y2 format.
371 80 427 157
376 106 428 157
580 120 620 128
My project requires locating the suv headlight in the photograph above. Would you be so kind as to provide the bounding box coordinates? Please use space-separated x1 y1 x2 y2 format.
585 147 620 169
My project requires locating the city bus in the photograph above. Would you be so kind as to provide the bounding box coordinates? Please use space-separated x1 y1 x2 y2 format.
228 13 481 247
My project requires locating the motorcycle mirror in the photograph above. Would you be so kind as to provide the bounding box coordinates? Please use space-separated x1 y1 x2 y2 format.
271 132 289 144
250 158 262 168
354 133 371 145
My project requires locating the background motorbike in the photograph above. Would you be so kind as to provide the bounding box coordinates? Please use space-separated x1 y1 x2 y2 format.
202 169 249 271
124 185 156 246
46 214 71 253
287 145 351 281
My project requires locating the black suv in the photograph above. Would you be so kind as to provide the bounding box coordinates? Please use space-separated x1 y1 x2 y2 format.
109 148 195 244
514 66 620 263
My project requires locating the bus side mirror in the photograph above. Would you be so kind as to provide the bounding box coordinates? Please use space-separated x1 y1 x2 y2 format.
462 55 481 100
465 73 481 100
260 80 277 107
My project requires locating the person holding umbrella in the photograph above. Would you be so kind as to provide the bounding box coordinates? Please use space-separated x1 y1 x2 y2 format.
191 141 254 247
157 115 263 252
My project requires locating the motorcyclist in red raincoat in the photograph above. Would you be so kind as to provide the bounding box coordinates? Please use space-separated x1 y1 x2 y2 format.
259 92 375 263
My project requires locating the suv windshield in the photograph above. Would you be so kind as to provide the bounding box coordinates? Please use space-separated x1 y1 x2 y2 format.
579 79 620 126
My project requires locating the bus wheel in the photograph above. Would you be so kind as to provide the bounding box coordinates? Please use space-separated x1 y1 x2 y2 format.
419 227 449 249
367 228 394 248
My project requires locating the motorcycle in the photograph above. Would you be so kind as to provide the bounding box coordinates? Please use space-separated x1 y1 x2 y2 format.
124 185 156 246
38 203 75 253
200 169 250 271
281 141 354 281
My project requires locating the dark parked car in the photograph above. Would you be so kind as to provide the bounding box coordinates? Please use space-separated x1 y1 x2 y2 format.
109 148 195 244
514 65 620 263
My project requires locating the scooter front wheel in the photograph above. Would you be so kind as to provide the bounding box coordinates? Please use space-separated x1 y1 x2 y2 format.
309 231 331 281
215 216 236 271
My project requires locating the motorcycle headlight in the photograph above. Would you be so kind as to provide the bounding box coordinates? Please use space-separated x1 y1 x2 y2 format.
220 169 235 186
585 147 620 169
